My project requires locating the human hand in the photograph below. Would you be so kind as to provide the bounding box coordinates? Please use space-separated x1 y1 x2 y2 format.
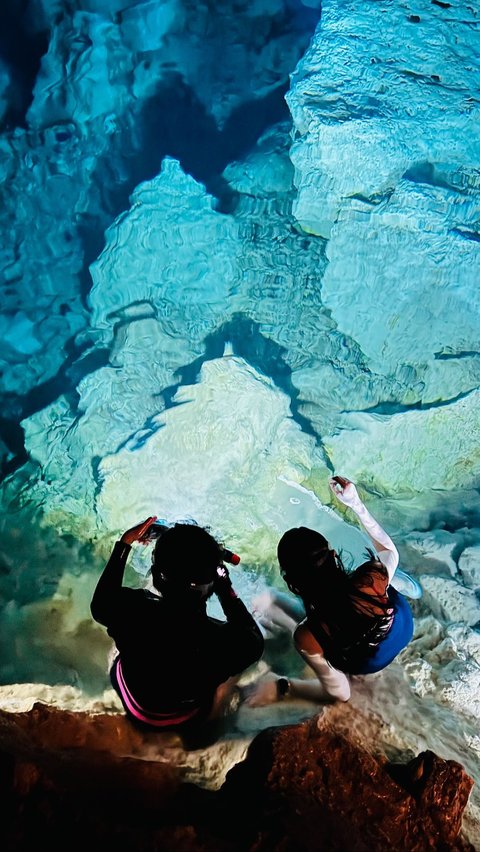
121 517 157 546
328 476 362 509
214 563 232 593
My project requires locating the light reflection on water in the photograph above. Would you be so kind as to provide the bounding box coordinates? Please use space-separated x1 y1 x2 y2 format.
0 1 479 834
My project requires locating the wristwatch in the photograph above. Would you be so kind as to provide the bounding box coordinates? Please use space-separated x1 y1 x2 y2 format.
276 677 291 699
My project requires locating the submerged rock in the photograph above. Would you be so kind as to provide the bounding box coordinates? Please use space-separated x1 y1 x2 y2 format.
420 575 480 627
458 546 480 590
286 0 480 517
288 0 480 240
0 0 479 846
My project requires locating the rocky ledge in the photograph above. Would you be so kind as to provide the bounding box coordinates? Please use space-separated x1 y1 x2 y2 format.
0 703 474 851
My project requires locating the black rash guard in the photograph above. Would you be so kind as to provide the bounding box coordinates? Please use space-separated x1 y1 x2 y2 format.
91 542 264 716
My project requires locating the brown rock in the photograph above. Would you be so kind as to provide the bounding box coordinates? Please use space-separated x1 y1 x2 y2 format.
220 717 474 851
0 705 474 851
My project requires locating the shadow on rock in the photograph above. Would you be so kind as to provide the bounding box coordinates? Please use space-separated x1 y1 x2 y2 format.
0 704 474 851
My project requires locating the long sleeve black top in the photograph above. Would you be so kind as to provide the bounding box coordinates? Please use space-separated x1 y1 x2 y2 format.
91 542 263 712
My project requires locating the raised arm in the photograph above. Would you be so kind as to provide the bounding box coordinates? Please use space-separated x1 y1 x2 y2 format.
90 516 156 626
329 476 399 581
214 564 264 670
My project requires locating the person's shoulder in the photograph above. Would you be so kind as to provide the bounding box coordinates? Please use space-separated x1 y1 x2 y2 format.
117 587 163 607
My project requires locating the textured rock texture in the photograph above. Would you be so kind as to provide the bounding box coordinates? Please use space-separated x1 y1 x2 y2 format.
0 705 474 851
222 718 474 852
287 0 480 499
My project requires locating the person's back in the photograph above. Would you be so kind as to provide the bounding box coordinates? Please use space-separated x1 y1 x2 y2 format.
91 518 264 730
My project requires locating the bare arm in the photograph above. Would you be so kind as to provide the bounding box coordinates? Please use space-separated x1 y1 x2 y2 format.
329 476 399 582
243 626 350 708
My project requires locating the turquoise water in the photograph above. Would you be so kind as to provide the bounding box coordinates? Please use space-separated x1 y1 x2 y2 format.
0 0 324 688
1 2 480 827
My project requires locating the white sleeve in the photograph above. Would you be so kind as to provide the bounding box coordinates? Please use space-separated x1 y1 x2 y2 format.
372 546 398 579
330 481 399 582
352 501 399 582
300 650 351 702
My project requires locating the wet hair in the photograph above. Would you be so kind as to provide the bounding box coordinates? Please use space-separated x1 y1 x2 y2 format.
278 527 394 672
151 523 222 593
278 527 348 600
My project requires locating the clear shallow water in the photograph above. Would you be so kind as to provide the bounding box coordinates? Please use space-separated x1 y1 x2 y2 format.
1 0 480 836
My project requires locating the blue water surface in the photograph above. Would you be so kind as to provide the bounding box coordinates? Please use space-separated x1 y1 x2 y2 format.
0 9 480 814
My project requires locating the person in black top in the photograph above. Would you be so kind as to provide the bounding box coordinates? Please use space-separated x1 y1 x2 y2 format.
91 517 264 732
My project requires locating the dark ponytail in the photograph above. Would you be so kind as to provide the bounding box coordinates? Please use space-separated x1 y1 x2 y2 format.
278 527 348 604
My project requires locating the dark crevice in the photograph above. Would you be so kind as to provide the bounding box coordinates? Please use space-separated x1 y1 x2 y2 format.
105 301 157 327
349 189 395 205
359 388 474 416
0 342 111 482
0 417 28 479
116 315 324 461
75 76 293 303
449 227 480 243
91 454 108 504
93 73 291 215
429 504 480 534
403 161 480 197
76 218 113 306
403 162 442 188
178 316 319 438
48 3 320 301
0 2 49 130
434 349 480 360
23 346 110 418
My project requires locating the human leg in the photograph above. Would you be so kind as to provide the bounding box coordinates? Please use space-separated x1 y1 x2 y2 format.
251 587 305 636
241 623 350 706
241 673 348 707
